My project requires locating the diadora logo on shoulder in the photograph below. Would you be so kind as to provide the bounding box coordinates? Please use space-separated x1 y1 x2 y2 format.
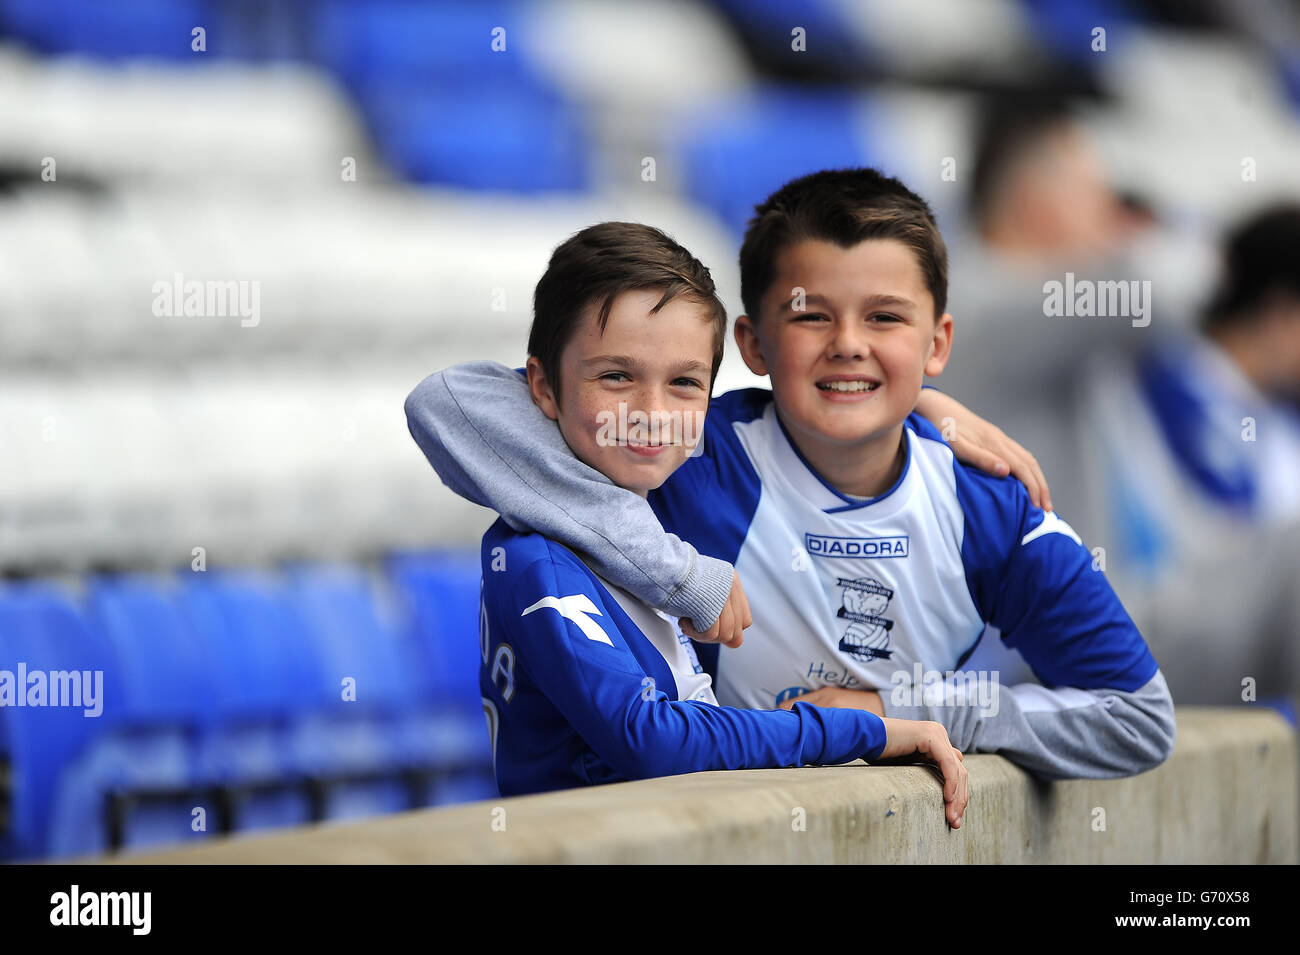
805 533 909 558
1020 511 1082 547
522 594 613 645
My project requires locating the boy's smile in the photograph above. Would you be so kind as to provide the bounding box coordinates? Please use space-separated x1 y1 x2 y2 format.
815 372 882 402
735 238 953 498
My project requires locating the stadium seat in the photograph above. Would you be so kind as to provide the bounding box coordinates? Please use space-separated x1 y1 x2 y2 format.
0 582 112 861
361 81 591 192
311 0 590 192
46 574 230 856
281 562 429 818
0 0 212 61
1018 0 1140 65
175 570 319 830
678 86 876 234
386 550 494 802
47 730 207 858
385 550 482 708
312 0 532 93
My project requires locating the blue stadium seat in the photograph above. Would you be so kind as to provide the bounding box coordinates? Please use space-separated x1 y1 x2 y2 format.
679 86 877 234
281 562 418 715
33 558 495 857
47 572 314 857
43 574 218 857
0 0 214 61
47 730 208 858
280 562 428 819
1017 0 1141 65
361 81 591 192
313 0 590 192
178 569 321 724
0 582 113 862
86 574 217 729
386 549 493 800
386 549 483 709
176 569 320 830
312 0 532 93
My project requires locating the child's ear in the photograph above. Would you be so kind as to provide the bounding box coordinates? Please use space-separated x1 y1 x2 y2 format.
525 356 560 421
733 315 769 376
924 312 955 377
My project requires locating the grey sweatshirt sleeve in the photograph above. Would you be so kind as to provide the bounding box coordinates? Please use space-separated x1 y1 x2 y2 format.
403 360 736 629
881 668 1177 780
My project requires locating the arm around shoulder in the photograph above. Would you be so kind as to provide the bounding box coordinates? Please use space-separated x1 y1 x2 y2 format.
404 360 734 628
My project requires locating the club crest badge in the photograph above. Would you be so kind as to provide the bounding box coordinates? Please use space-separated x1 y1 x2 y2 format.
835 576 895 661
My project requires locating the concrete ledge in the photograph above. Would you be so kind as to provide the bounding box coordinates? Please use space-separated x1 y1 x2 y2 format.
83 706 1298 864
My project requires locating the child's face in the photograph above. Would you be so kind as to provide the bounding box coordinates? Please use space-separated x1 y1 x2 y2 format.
527 289 715 497
735 238 953 455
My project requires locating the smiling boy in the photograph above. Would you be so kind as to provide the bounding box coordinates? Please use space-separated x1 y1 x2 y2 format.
457 221 968 824
407 169 1176 780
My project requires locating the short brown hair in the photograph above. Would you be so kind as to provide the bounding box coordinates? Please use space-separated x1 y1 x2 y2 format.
529 221 728 401
739 168 948 322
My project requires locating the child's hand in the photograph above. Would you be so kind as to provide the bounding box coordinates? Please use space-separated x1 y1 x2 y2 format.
876 718 969 829
779 694 968 827
913 388 1052 511
776 687 885 716
680 570 751 648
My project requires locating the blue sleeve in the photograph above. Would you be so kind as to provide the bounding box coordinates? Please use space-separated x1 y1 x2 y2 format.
503 554 887 780
954 467 1158 691
879 462 1176 779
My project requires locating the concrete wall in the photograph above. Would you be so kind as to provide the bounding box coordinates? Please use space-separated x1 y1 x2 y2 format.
88 706 1297 864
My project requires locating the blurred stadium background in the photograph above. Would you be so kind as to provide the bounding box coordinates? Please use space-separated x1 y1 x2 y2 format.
2 0 1299 862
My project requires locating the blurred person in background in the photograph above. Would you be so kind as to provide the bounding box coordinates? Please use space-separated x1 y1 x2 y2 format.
943 96 1299 712
940 95 1201 546
1079 206 1300 709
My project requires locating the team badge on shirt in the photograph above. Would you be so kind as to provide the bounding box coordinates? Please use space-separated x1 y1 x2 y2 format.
835 576 895 661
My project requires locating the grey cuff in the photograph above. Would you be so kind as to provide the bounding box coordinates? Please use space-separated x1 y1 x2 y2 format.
879 695 927 722
661 551 734 630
